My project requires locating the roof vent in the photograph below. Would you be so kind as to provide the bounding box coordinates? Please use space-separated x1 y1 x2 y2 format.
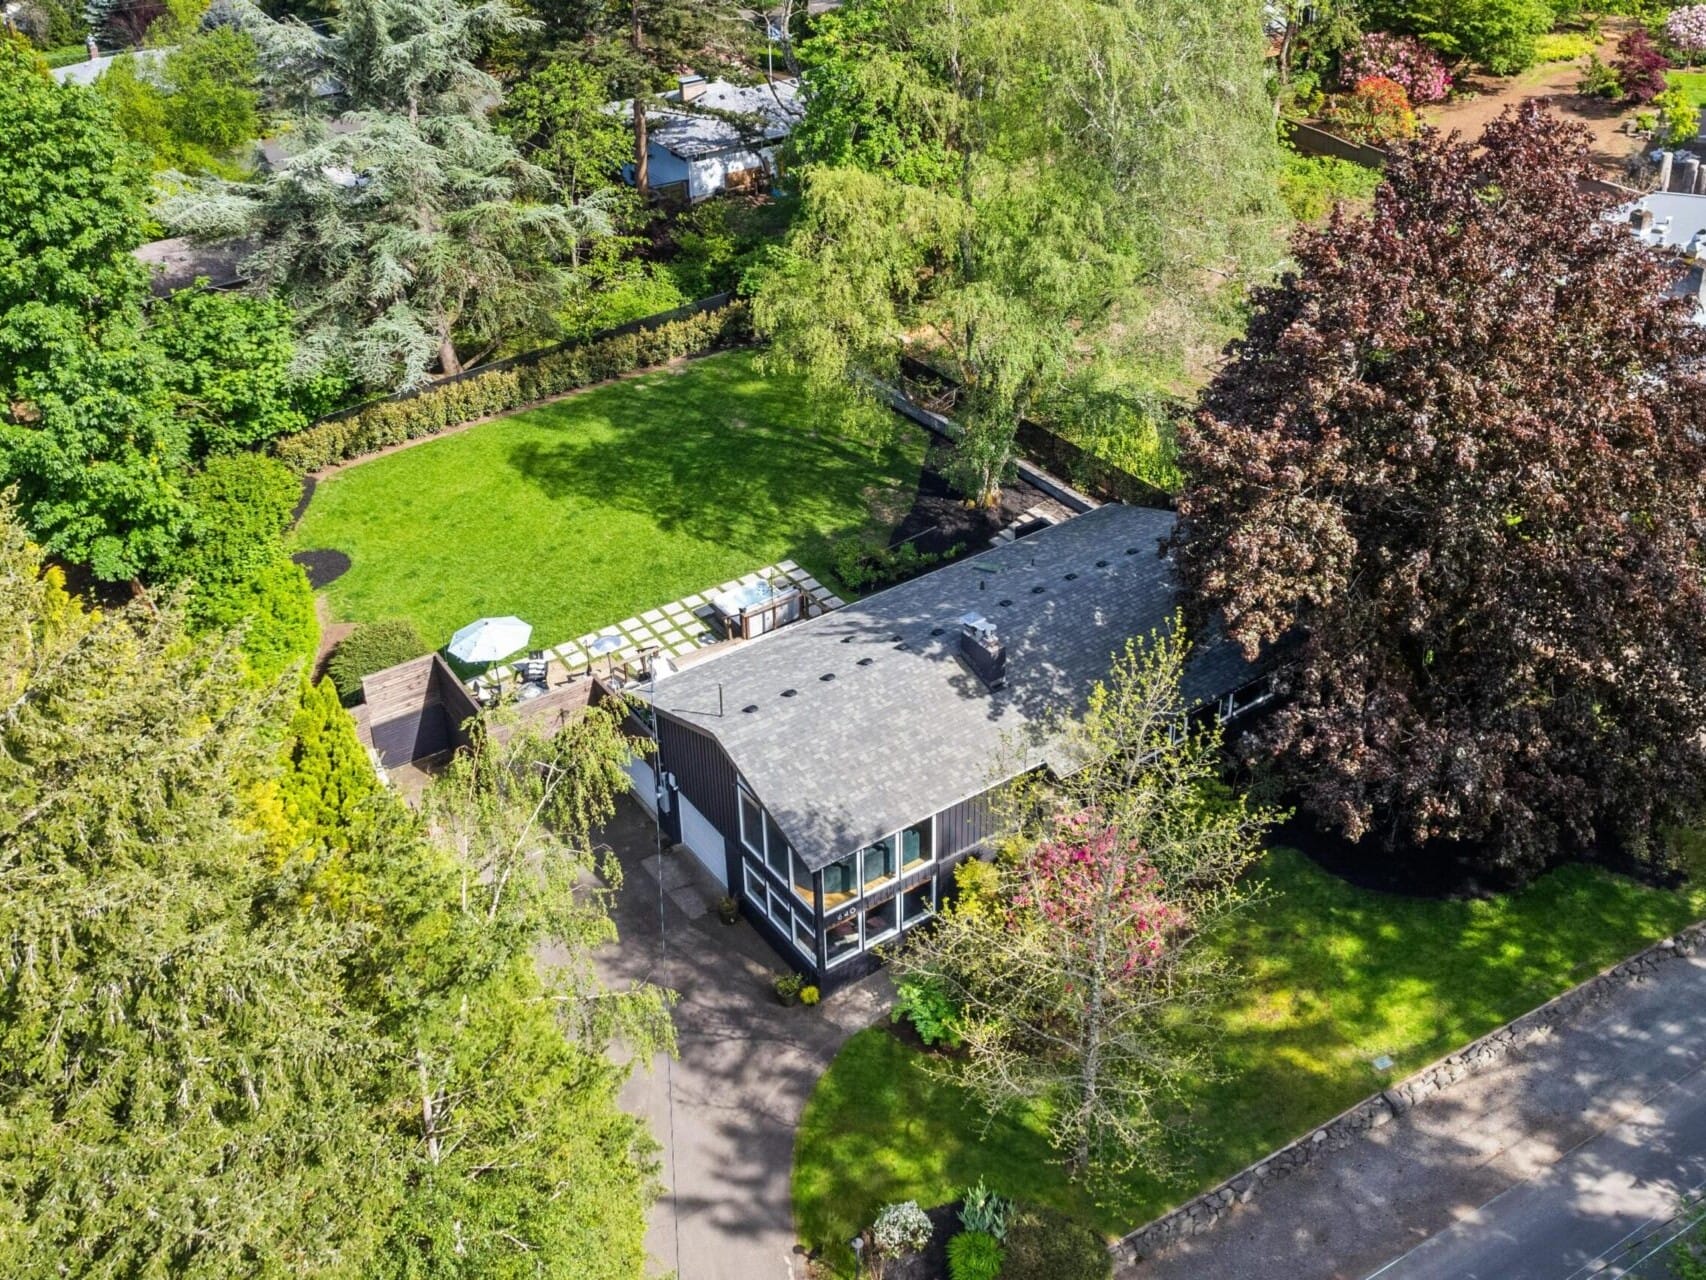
957 612 1006 692
1031 585 1045 594
998 598 1013 607
1095 559 1109 568
742 704 759 714
1125 547 1140 555
1065 572 1079 581
857 657 874 667
820 672 836 682
930 626 945 637
780 688 798 698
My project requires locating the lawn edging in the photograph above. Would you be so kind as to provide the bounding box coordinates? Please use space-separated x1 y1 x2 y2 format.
1111 914 1706 1267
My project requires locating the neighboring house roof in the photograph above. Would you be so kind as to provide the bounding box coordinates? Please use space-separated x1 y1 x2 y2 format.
50 47 169 86
615 77 804 161
133 235 254 294
648 504 1257 869
1619 190 1706 320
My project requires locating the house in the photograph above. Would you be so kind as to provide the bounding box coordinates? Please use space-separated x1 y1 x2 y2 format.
636 503 1270 986
1619 187 1706 321
619 75 804 203
49 45 167 86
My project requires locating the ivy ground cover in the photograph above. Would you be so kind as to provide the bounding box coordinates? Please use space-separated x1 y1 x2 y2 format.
293 350 930 649
794 844 1706 1273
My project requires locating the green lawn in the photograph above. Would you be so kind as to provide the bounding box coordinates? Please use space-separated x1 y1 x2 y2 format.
293 350 930 650
1667 69 1706 109
795 845 1706 1272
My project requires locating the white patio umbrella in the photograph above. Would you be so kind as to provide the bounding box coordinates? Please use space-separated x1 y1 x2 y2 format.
448 615 532 664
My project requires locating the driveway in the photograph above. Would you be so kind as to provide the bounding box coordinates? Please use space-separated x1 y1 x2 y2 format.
1129 953 1706 1280
593 797 891 1280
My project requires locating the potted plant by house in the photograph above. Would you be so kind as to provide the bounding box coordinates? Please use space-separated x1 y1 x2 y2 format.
774 972 804 1006
716 895 739 925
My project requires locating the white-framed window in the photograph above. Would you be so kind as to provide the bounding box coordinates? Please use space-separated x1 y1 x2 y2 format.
769 883 794 930
790 848 817 908
738 789 764 858
860 834 897 892
864 895 899 947
764 811 790 877
824 911 861 967
742 857 767 906
822 852 859 910
792 908 816 962
900 818 934 871
902 880 935 927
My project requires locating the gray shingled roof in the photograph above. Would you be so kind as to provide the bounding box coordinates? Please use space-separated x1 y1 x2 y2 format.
648 504 1255 869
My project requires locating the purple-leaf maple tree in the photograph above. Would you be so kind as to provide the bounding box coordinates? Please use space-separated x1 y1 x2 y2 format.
1176 104 1706 879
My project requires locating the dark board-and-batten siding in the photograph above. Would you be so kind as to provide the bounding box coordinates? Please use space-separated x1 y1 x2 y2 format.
655 712 741 885
937 790 995 859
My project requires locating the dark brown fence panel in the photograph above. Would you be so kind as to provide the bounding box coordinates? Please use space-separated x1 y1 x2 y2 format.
895 355 1174 509
1284 121 1389 170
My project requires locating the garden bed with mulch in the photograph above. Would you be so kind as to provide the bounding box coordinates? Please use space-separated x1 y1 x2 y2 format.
886 438 1054 559
291 548 351 590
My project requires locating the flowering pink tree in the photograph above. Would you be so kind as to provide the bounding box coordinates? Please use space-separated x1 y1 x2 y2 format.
889 626 1276 1178
1669 5 1706 65
1341 33 1451 103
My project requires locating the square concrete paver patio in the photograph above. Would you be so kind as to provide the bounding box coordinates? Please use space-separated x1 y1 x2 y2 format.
591 797 891 1280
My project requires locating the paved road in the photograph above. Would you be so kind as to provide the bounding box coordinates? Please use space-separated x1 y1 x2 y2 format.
590 798 889 1280
1131 954 1706 1280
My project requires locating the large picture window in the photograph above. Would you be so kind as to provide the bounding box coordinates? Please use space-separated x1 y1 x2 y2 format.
860 835 897 892
825 912 860 966
742 858 766 905
864 895 899 947
900 819 933 870
822 853 858 909
792 909 816 961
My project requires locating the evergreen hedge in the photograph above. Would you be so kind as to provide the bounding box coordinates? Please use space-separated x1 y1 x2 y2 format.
273 302 748 474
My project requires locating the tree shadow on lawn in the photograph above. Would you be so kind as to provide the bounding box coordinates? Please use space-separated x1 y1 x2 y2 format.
504 359 931 582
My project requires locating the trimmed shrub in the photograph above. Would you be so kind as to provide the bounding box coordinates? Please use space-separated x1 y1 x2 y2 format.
327 619 428 704
1000 1205 1111 1280
194 554 319 684
946 1230 1003 1280
273 302 749 474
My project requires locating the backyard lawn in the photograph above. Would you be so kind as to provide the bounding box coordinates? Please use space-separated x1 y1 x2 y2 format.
293 350 931 650
795 844 1706 1273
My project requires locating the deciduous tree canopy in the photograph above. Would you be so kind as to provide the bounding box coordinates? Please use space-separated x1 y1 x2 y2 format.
1176 105 1706 879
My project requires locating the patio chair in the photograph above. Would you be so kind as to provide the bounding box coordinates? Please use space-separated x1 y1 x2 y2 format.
518 656 549 686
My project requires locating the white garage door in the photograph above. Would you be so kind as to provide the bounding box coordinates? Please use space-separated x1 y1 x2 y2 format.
678 794 729 889
625 757 657 816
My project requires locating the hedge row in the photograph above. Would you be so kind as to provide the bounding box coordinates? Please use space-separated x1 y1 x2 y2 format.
272 302 749 474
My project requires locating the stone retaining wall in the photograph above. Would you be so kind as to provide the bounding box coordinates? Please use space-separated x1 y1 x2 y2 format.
1110 917 1706 1267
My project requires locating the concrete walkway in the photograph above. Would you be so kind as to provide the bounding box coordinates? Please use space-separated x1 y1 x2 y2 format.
1128 954 1706 1280
593 797 891 1280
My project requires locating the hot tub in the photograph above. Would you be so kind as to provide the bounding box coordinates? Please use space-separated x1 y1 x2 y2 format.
709 580 802 640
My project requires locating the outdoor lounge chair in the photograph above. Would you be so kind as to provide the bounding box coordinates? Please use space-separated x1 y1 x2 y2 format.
518 656 550 686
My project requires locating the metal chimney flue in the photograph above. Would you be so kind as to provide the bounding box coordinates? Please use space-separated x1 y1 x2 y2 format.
957 612 1006 691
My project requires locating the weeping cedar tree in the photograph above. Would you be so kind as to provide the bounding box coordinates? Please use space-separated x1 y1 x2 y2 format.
753 0 1282 506
164 0 610 390
890 626 1276 1178
0 497 673 1279
1175 104 1706 882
